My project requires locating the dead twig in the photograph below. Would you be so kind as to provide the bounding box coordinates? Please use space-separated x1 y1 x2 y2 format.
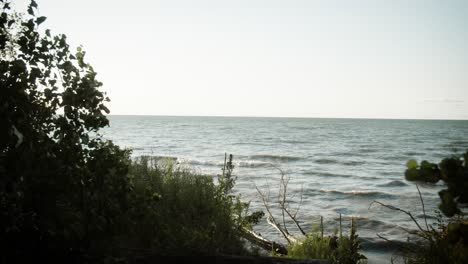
369 200 426 234
415 184 429 232
255 183 293 243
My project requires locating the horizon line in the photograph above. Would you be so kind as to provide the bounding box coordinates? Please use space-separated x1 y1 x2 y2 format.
106 114 468 121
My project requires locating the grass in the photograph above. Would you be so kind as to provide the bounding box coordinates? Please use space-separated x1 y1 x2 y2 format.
119 155 251 256
287 217 367 264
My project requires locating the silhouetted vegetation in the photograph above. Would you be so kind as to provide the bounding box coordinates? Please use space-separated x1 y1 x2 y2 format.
405 151 468 217
403 151 468 263
1 0 122 259
0 1 255 261
119 156 256 256
0 1 382 263
371 151 468 263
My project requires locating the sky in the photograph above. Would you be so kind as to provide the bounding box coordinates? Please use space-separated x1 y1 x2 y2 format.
15 0 468 119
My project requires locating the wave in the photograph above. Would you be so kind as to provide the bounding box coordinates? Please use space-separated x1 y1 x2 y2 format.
153 155 178 160
303 170 353 178
131 147 145 150
181 158 274 169
444 140 468 147
303 170 383 180
315 189 396 200
180 159 223 167
358 148 379 153
404 151 424 156
343 160 366 166
377 180 408 187
232 142 268 146
134 155 178 162
249 154 303 162
381 154 411 161
314 158 339 164
279 139 309 144
238 160 273 168
379 171 397 176
354 217 400 231
314 158 366 166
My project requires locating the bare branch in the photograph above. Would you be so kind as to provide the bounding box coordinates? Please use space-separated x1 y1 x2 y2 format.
369 200 427 236
276 167 306 236
415 184 429 232
283 207 306 236
293 183 304 219
255 183 291 243
278 168 289 234
376 234 408 251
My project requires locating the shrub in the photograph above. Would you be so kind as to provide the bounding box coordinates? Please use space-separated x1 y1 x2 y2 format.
287 218 366 264
397 211 468 264
1 0 130 259
404 150 468 217
121 156 252 256
0 0 253 260
374 150 468 263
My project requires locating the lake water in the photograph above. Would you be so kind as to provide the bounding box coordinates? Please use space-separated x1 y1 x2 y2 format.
102 115 468 263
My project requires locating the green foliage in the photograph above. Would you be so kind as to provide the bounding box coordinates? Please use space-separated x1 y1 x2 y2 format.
406 159 418 170
218 153 236 195
404 150 468 217
288 233 333 259
404 159 440 183
120 156 252 256
1 0 124 258
287 218 366 264
0 0 254 260
401 211 468 264
400 151 468 263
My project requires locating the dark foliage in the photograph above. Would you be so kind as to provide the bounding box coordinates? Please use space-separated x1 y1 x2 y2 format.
0 1 253 261
404 150 468 217
0 0 131 259
400 151 468 263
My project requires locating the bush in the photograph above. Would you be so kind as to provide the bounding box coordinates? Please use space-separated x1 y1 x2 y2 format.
287 218 366 264
393 150 468 263
398 211 468 264
0 0 253 260
404 150 468 217
1 0 130 258
121 156 251 256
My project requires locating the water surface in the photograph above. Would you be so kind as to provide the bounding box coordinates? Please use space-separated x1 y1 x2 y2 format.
103 116 468 262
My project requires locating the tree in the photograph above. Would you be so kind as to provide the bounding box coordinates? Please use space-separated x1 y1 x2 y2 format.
1 0 130 259
369 151 468 263
404 151 468 217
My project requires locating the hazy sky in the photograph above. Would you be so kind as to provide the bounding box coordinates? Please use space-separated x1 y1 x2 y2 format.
16 0 468 119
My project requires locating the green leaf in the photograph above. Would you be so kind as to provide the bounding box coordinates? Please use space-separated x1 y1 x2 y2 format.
406 159 418 169
100 105 110 114
36 16 47 25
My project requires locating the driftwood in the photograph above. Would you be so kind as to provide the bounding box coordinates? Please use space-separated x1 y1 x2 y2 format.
242 228 288 255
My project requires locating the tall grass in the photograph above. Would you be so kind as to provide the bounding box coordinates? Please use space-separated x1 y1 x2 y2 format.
287 217 366 264
118 156 251 256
